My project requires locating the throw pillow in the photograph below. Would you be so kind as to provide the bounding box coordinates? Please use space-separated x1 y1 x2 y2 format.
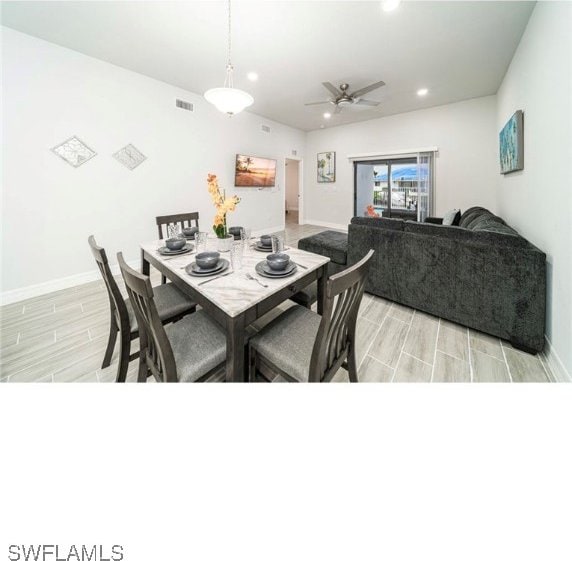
443 208 461 226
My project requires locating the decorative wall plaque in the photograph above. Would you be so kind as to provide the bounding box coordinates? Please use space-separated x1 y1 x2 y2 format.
51 136 97 168
113 144 147 170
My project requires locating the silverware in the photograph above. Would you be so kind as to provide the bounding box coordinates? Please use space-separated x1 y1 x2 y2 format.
246 272 268 288
197 271 233 286
292 261 308 270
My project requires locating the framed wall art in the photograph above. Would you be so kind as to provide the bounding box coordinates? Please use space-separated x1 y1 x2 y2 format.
499 110 524 174
51 136 97 168
317 151 335 183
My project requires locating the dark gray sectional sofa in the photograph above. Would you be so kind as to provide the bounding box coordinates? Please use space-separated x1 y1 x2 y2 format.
346 207 546 353
297 207 546 352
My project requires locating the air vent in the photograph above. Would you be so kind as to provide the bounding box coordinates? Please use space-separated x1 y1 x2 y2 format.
176 99 194 112
261 124 271 133
291 150 297 156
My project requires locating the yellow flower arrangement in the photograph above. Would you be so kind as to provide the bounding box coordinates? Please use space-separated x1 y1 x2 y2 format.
207 174 240 238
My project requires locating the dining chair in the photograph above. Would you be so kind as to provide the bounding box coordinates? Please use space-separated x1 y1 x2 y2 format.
117 253 227 382
156 211 199 239
88 236 197 382
249 250 374 383
156 212 200 283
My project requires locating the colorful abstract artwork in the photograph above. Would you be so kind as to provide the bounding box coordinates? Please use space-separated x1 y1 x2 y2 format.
499 110 524 174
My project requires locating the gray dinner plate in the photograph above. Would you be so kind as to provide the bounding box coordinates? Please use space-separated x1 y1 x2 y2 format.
158 243 194 256
186 259 229 277
255 260 297 279
253 242 272 252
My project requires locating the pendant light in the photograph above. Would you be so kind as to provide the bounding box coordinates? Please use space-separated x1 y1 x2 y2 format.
204 0 254 116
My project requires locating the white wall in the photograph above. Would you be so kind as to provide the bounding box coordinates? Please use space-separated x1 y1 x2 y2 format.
496 1 572 378
1 28 305 297
285 159 299 212
303 96 499 228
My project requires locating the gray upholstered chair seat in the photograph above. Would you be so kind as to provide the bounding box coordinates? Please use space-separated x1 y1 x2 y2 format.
289 282 317 308
126 283 195 334
250 306 321 382
165 310 227 382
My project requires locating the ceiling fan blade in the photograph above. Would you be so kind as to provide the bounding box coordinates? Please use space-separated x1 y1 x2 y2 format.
351 80 386 98
355 99 380 107
334 105 342 114
322 82 341 96
305 100 331 106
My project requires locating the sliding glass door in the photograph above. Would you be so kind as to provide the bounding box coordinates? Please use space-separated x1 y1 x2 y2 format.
354 157 420 220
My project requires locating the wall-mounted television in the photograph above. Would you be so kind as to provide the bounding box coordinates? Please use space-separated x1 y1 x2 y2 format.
235 154 277 187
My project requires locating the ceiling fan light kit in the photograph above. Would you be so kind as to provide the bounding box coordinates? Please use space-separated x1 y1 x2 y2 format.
204 0 253 116
305 80 386 115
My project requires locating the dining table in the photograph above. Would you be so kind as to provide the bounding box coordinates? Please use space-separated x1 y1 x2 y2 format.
140 238 330 382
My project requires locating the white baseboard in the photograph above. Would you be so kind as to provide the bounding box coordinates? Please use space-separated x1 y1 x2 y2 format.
1 259 139 306
304 219 348 232
542 336 571 383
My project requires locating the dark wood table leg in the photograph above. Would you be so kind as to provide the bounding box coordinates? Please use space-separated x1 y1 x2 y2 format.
226 313 246 382
141 249 150 275
317 263 327 316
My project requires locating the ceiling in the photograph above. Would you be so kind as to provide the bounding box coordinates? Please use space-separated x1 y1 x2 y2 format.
1 1 535 131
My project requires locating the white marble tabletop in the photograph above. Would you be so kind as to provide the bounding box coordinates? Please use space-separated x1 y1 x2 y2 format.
140 239 330 318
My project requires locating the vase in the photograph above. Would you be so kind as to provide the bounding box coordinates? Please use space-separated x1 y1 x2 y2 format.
216 234 234 253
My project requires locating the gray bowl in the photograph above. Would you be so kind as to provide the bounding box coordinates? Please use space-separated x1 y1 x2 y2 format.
195 251 220 270
266 252 290 271
165 238 186 251
228 226 243 240
182 227 199 238
260 235 272 247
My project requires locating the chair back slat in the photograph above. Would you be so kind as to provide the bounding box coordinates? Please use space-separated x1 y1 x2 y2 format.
88 236 129 332
309 250 374 382
117 253 178 382
156 212 200 240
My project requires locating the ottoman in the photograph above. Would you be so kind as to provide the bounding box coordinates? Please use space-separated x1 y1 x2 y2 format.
291 230 348 308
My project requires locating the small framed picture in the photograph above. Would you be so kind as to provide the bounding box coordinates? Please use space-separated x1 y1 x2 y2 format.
317 151 335 183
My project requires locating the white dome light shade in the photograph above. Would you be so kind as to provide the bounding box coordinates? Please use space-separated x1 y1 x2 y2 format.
382 0 401 12
204 87 254 116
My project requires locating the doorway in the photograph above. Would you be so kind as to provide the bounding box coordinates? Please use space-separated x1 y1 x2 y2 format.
285 158 301 224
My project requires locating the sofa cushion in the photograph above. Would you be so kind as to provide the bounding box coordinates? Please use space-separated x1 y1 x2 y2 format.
442 209 461 226
403 221 530 249
350 216 404 231
459 206 493 228
298 230 348 265
465 216 516 235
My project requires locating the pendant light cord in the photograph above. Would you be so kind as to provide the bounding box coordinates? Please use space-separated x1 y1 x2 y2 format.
227 0 232 67
225 0 234 88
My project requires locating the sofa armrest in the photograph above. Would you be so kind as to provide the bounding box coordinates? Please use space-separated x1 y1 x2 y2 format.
424 217 443 224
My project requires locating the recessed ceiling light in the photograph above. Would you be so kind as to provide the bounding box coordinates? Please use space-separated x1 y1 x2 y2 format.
323 112 332 119
247 72 258 82
417 88 428 96
382 0 401 12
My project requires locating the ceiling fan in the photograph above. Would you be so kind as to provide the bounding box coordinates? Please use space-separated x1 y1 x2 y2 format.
305 80 386 113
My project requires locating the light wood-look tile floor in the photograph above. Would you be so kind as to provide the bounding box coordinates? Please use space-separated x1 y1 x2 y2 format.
0 216 553 383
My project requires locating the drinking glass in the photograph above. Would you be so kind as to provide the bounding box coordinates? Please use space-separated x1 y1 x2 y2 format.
195 232 208 254
240 228 252 253
271 232 285 254
230 241 244 271
167 223 183 239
